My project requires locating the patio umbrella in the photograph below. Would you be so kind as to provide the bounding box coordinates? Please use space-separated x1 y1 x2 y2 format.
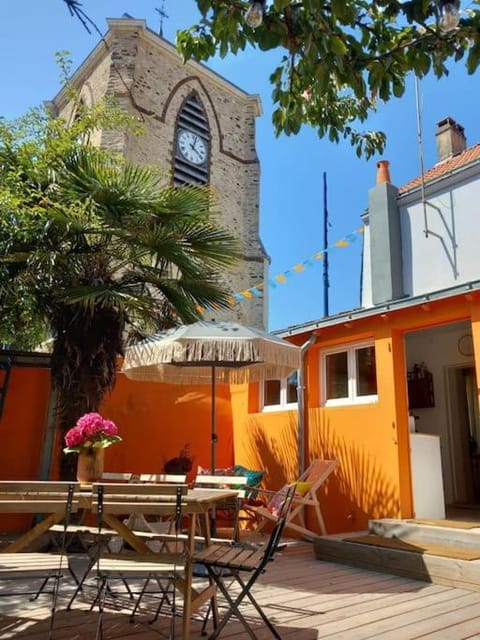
121 319 301 474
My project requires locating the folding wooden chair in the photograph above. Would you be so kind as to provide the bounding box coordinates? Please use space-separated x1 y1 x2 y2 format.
247 459 339 539
67 482 187 605
125 474 187 538
138 473 187 484
48 471 134 552
193 474 248 541
0 481 79 640
72 483 186 640
193 484 296 639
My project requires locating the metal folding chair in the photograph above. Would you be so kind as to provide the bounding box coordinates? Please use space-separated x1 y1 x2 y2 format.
94 484 185 640
66 482 186 640
193 484 296 639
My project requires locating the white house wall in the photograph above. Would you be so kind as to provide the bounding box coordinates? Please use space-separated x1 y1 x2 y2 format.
400 171 480 298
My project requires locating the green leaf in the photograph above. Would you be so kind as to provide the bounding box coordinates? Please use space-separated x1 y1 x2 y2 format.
466 44 480 74
273 0 292 9
329 36 348 57
331 0 347 21
179 0 479 158
392 77 405 97
197 0 211 16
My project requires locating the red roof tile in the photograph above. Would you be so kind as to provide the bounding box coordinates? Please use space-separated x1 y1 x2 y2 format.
398 143 480 194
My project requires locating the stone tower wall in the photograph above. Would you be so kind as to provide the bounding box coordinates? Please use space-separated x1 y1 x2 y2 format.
54 18 268 328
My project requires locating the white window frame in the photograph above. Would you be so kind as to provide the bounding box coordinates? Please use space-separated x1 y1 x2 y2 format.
320 341 378 407
260 371 299 412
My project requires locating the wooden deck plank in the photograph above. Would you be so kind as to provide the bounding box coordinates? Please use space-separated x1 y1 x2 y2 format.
317 592 480 639
375 600 480 639
418 618 480 639
1 543 480 639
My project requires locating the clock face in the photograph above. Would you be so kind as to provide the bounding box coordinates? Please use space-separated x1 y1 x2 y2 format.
458 333 474 357
178 130 208 165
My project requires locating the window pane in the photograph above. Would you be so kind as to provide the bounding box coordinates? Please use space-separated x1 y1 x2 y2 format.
326 352 348 399
356 346 377 396
264 379 281 406
286 371 298 404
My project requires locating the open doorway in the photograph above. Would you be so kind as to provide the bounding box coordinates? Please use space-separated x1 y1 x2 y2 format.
446 365 480 507
405 322 480 521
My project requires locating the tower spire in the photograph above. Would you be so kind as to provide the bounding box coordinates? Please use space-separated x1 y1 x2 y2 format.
155 1 169 37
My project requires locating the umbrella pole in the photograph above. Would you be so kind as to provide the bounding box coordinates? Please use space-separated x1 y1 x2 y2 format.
211 365 217 535
211 364 216 475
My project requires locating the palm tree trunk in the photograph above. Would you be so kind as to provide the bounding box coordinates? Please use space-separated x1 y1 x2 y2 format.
51 305 124 480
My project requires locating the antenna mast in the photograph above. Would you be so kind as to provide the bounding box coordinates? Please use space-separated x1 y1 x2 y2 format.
414 75 429 238
323 171 329 317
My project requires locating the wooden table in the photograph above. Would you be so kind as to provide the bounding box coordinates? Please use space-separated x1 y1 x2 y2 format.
1 485 237 640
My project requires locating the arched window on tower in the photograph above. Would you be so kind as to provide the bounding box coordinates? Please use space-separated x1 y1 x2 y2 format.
173 93 210 186
71 99 90 145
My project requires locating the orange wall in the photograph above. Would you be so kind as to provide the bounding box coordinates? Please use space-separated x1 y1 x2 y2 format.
233 329 408 535
0 366 51 531
231 293 480 535
99 373 235 479
0 367 50 480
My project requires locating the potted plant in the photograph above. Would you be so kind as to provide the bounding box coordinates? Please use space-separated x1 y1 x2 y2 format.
64 412 122 483
164 443 194 476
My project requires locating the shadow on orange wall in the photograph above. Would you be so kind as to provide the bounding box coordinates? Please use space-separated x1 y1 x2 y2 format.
232 406 401 536
99 372 235 476
308 410 401 532
237 412 299 486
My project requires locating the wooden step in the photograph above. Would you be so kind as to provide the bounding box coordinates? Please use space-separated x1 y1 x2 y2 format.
314 531 480 592
368 518 480 549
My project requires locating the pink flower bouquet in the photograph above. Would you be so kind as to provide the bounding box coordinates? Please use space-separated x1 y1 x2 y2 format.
63 412 121 454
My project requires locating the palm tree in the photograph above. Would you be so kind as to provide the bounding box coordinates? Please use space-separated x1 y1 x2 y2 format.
0 143 238 478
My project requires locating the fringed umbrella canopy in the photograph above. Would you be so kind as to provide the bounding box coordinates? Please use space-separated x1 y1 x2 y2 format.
122 319 301 384
122 319 301 481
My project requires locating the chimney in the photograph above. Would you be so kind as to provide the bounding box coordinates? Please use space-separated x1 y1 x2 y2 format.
435 117 466 162
376 160 391 184
368 163 404 305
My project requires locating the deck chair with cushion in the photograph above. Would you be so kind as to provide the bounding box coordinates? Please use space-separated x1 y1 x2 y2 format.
193 484 296 639
247 459 339 540
0 481 79 640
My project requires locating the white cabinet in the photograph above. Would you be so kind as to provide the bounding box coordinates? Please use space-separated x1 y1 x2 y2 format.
410 433 446 519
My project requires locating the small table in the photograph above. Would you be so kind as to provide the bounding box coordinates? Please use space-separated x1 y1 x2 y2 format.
1 485 237 640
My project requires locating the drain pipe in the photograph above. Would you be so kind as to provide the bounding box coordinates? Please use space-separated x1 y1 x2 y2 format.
297 334 318 477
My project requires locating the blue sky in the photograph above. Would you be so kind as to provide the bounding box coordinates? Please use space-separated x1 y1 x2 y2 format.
2 1 479 331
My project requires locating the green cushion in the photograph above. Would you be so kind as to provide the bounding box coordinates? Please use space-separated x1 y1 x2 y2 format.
233 465 266 497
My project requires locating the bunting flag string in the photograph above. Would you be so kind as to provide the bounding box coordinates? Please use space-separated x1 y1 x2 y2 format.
196 225 365 314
